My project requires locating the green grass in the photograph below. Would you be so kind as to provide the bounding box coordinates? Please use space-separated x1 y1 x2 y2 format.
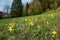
0 10 60 40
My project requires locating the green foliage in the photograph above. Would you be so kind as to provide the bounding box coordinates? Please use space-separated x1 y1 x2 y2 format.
0 31 8 40
27 0 42 15
39 0 49 9
10 0 60 17
32 4 39 15
39 0 59 10
58 1 60 7
10 0 23 17
0 10 60 40
25 2 29 16
50 2 58 10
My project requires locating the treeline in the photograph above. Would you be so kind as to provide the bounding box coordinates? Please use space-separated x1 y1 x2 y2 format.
10 0 60 17
23 0 60 16
0 0 60 18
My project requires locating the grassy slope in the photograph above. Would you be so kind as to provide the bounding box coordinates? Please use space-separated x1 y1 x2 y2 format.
0 10 60 40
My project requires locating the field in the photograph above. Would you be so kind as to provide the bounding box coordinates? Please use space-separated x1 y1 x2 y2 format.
0 10 60 40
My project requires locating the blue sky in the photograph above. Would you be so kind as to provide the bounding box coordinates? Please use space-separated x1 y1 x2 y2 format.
0 0 32 11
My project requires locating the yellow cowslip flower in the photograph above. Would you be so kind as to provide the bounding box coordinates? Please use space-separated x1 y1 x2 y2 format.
42 17 45 20
51 14 54 18
8 23 14 32
37 25 40 29
8 27 13 32
42 16 44 19
51 31 57 37
52 31 57 35
52 35 55 37
25 19 28 21
8 23 14 28
9 23 12 25
29 21 34 26
46 21 49 24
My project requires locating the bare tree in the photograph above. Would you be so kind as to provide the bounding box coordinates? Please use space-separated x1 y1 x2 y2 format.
3 4 10 14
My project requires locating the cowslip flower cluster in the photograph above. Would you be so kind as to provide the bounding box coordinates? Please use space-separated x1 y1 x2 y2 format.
46 21 49 24
8 23 14 32
51 14 54 17
51 31 57 37
29 21 34 26
51 14 54 19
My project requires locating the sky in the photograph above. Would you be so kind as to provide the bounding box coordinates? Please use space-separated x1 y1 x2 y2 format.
0 0 32 11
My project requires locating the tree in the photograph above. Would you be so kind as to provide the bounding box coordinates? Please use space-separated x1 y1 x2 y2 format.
39 0 50 11
10 0 23 17
58 1 60 7
3 4 10 14
0 11 3 19
27 0 42 15
32 0 43 14
25 2 29 16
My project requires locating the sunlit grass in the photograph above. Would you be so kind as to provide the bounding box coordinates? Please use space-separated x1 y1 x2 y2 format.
0 10 60 40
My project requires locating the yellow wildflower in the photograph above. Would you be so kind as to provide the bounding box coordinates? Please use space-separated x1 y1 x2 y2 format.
46 21 49 24
37 25 40 29
29 21 34 26
52 35 55 37
51 14 54 17
52 31 57 35
42 16 44 19
51 14 54 18
51 31 57 37
8 27 13 32
11 24 14 27
8 23 14 32
25 19 28 21
8 23 14 28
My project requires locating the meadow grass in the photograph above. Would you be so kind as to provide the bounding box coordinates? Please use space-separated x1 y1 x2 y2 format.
0 10 60 40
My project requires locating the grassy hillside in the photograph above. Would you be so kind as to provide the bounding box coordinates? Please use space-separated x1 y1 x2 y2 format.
0 10 60 40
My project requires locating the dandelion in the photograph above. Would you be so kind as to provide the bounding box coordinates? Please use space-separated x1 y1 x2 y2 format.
51 31 57 37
